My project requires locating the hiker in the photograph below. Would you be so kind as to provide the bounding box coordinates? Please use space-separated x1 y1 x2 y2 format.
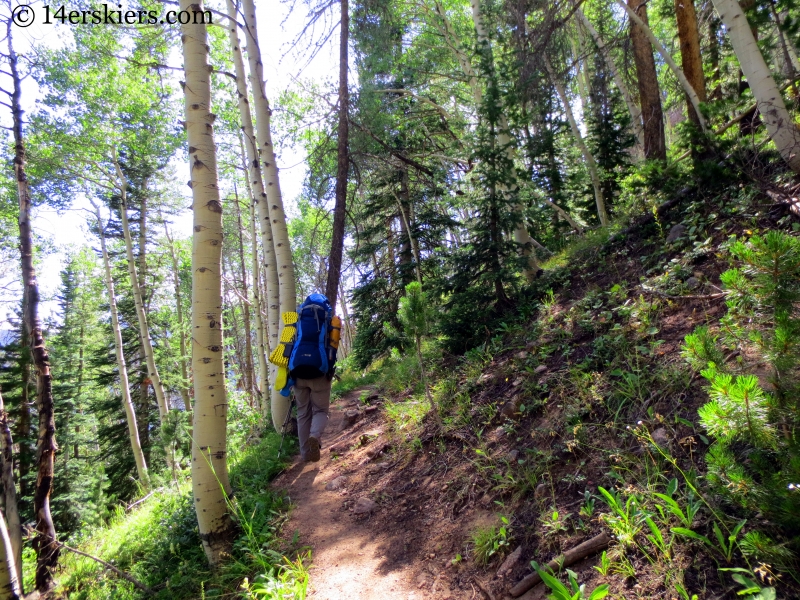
287 293 341 462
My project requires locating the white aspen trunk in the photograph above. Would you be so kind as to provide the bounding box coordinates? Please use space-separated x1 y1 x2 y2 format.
241 0 298 431
0 508 20 600
544 58 610 226
576 8 646 156
711 0 800 172
0 392 22 591
249 197 270 408
162 221 192 415
112 151 170 423
226 0 280 360
616 0 708 132
570 34 590 112
178 0 233 565
93 204 150 487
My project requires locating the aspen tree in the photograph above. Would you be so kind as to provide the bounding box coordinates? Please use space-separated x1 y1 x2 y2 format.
710 0 800 173
0 508 20 600
111 150 170 423
163 221 193 415
249 196 270 404
543 58 609 226
232 186 255 397
576 8 645 155
92 202 150 487
226 0 280 360
6 23 59 592
177 0 234 564
241 0 298 430
0 392 21 591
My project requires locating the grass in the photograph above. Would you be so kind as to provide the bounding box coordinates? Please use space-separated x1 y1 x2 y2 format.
55 432 306 599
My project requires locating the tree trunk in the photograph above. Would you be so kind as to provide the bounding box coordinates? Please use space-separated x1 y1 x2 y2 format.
544 58 610 226
226 0 280 365
576 8 645 157
619 0 707 132
241 0 298 431
625 0 667 159
93 204 150 487
711 0 800 173
249 196 270 409
0 392 22 592
8 25 59 592
0 508 20 600
113 152 170 423
163 221 192 415
178 0 234 565
232 185 254 398
675 0 708 127
326 0 350 309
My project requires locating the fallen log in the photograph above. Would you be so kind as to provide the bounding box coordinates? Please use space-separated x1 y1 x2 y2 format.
509 532 611 597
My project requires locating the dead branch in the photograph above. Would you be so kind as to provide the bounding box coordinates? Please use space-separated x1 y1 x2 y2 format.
57 542 155 595
509 532 611 597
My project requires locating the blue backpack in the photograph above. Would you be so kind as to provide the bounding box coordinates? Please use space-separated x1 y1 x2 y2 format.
288 293 336 380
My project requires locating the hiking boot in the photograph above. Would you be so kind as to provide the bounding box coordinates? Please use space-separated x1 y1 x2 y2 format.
308 437 321 462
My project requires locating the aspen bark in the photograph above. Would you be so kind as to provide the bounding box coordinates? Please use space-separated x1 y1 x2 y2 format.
0 508 20 600
241 0 298 431
544 58 610 226
326 0 350 307
93 204 150 487
163 222 192 415
249 196 270 406
675 0 707 127
232 186 254 398
8 25 59 592
113 153 170 423
0 392 22 591
226 0 280 361
618 0 707 132
625 0 667 159
710 0 800 172
178 0 234 565
576 8 645 156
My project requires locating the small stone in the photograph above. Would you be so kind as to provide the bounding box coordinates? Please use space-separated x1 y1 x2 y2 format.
651 428 670 447
515 351 528 360
685 276 700 290
508 449 520 462
365 405 378 414
480 493 492 506
325 476 348 491
666 224 687 243
329 442 347 455
353 497 377 514
496 545 522 578
534 483 548 499
344 409 360 426
512 378 524 387
534 365 548 374
500 399 521 419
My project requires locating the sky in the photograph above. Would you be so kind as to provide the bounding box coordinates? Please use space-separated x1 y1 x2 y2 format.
1 0 340 324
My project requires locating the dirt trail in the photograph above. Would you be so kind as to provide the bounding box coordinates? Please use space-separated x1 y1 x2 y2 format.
272 390 431 600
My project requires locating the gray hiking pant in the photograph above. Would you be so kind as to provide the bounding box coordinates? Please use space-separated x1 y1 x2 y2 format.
294 376 332 460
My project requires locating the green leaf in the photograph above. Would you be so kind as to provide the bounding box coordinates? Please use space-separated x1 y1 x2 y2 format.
672 527 712 546
589 585 610 600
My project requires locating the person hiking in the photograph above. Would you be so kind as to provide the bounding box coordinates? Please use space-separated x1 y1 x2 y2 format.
287 293 341 462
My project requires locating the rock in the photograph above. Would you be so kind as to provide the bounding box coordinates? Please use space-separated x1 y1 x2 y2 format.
685 276 700 290
534 365 548 374
508 449 520 462
515 351 528 360
497 545 522 578
344 409 360 426
325 476 348 491
480 493 492 506
478 373 493 385
651 428 670 447
500 399 521 419
512 378 524 387
365 405 378 414
534 483 548 499
329 442 348 455
353 497 377 514
666 224 687 243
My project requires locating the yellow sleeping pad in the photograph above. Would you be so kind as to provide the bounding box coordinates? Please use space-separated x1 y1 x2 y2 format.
274 365 289 390
268 312 298 369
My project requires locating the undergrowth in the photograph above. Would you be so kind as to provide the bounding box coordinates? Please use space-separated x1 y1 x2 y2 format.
56 432 306 599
